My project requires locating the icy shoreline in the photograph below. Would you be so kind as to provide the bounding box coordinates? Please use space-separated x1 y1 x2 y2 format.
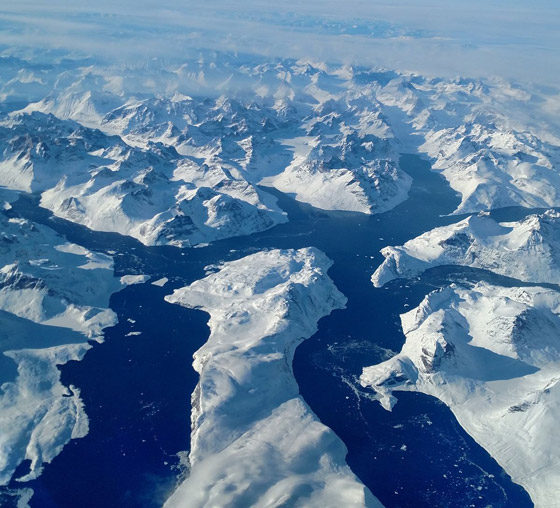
361 282 560 507
365 209 560 507
165 248 382 508
0 207 137 490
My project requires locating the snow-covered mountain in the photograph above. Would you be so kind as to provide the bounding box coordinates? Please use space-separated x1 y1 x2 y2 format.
0 112 286 247
4 53 560 235
0 208 128 486
165 248 381 508
86 80 411 216
420 120 560 213
269 131 410 214
2 47 560 508
360 282 560 508
366 203 560 507
0 83 414 245
372 210 560 287
3 58 415 227
369 73 560 213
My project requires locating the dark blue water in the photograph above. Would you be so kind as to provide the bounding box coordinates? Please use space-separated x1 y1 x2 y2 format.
2 154 539 507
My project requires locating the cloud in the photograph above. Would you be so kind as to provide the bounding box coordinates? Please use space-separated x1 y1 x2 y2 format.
1 0 559 84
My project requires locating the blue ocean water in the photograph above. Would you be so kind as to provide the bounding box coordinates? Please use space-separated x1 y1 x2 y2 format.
2 154 539 507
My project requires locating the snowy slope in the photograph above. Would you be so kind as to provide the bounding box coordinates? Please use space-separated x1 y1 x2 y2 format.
4 52 560 221
372 210 560 287
4 57 416 222
0 112 286 247
270 131 410 214
361 282 560 508
0 212 126 485
96 87 411 215
420 120 560 213
369 73 560 213
164 248 381 508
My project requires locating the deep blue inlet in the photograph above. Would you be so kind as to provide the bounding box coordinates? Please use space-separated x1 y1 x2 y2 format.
1 154 537 508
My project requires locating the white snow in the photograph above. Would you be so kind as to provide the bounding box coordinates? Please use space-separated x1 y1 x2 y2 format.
367 204 560 507
0 111 287 248
151 277 169 287
1 341 90 484
373 74 560 214
0 59 428 240
5 55 558 230
120 274 150 285
268 131 411 214
361 282 560 508
372 210 560 287
2 46 560 507
0 213 124 486
164 248 381 508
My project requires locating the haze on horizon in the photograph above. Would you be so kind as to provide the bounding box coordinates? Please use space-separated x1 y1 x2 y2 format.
1 0 559 85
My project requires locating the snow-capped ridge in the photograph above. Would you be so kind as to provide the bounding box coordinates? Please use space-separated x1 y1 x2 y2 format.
372 210 560 287
361 282 560 507
164 248 381 508
0 111 287 247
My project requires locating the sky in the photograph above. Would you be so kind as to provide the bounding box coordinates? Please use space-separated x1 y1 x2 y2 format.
1 0 559 84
